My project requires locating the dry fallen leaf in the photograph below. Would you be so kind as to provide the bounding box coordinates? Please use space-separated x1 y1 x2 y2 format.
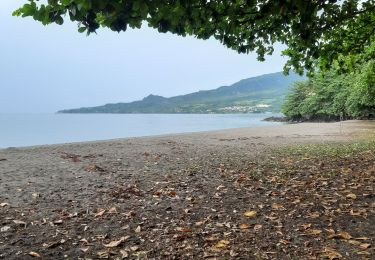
301 223 312 230
97 250 109 259
279 239 290 245
85 164 105 173
168 191 177 197
42 241 60 249
328 231 352 240
135 225 141 233
120 249 129 258
346 193 357 199
103 236 129 248
1 226 11 232
13 220 26 226
32 193 40 198
239 224 250 230
29 252 41 257
130 246 139 251
206 236 218 242
80 247 90 253
176 227 192 232
254 224 263 231
0 202 9 207
323 247 342 260
80 238 89 244
108 207 117 214
355 237 370 241
305 229 322 235
94 209 106 217
347 240 361 246
357 251 371 255
271 203 284 210
359 243 371 249
215 240 229 248
244 210 257 218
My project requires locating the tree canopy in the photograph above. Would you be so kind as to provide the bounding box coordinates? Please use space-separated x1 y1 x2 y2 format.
13 0 375 74
282 59 375 121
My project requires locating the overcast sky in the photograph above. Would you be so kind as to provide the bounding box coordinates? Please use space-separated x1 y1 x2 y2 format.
1 0 287 113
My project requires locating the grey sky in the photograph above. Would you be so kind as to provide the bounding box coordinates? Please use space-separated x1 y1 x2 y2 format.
1 0 287 113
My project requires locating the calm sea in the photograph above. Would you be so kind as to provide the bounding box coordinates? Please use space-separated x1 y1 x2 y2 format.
0 113 283 148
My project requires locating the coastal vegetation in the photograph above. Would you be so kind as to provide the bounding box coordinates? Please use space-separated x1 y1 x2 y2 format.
282 57 375 121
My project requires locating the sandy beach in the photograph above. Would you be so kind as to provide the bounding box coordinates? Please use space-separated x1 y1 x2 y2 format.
1 120 374 259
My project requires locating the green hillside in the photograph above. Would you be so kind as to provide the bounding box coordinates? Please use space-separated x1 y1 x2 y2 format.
59 72 304 114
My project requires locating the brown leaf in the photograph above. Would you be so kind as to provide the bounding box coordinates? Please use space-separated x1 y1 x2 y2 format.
305 229 322 235
103 236 129 248
176 227 192 232
42 241 60 249
239 224 250 230
29 252 41 257
254 224 263 231
359 243 371 249
355 237 370 240
120 249 129 258
97 250 109 259
301 223 312 230
130 246 139 251
347 240 361 246
244 210 257 218
279 239 290 245
79 238 89 244
135 225 141 233
80 247 90 253
328 231 352 240
94 209 106 217
271 203 284 210
346 193 357 200
168 191 177 197
323 247 342 260
85 164 105 173
195 221 204 226
13 220 26 226
206 236 218 242
108 207 117 214
215 240 229 248
357 251 371 255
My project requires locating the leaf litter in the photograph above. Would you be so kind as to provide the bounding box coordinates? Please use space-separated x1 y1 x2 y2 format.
0 140 374 259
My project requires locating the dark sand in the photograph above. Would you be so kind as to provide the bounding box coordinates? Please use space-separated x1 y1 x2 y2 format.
0 120 374 259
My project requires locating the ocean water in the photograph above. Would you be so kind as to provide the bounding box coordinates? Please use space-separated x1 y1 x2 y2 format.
0 113 283 148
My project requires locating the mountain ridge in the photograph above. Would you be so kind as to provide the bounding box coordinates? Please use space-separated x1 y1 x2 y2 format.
59 72 304 114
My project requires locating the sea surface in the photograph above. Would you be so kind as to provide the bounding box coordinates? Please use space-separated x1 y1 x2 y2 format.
0 113 283 148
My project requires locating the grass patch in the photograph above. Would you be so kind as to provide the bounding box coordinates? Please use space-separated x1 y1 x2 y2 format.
276 140 375 159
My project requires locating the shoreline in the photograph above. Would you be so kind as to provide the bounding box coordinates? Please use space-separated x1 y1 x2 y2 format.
1 120 373 151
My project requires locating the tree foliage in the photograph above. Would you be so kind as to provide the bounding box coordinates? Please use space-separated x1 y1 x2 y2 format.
13 0 375 74
282 60 375 121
